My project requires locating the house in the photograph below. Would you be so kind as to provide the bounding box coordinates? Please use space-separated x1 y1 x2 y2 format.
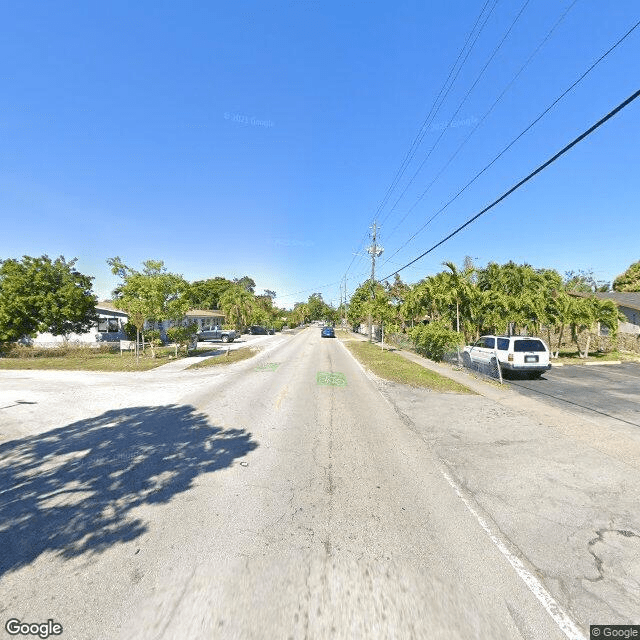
568 291 640 335
152 309 226 340
30 301 129 346
592 292 640 335
30 303 226 346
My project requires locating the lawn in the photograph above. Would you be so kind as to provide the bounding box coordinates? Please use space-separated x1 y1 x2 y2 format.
187 347 257 369
344 339 475 394
0 345 215 371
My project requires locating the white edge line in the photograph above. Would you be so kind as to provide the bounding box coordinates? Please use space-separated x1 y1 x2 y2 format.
337 338 394 409
439 468 587 640
339 336 585 639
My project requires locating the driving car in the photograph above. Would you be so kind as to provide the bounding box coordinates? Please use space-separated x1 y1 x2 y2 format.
321 326 335 338
463 335 551 378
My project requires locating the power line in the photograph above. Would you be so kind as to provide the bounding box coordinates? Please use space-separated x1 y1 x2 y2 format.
379 88 640 282
373 0 497 223
382 0 580 247
341 0 498 282
379 0 532 229
379 16 640 271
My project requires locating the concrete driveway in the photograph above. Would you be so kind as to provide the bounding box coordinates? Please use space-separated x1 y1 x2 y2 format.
504 362 640 428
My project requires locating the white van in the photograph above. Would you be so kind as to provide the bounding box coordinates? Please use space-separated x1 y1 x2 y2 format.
463 335 551 379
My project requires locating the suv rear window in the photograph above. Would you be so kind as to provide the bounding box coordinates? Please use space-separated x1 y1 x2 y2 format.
497 338 509 350
514 339 546 352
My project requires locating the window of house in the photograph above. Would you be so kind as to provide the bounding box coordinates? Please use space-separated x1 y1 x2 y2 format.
97 318 120 332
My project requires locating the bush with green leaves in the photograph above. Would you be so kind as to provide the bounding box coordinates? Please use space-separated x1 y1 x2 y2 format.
409 322 464 362
166 323 198 354
122 321 139 341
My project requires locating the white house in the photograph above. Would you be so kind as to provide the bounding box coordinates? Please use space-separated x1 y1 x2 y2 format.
31 301 129 346
30 303 227 346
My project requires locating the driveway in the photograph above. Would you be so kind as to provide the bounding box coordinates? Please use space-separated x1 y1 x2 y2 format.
504 362 640 428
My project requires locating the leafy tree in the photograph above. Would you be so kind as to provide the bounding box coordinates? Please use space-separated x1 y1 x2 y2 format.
233 276 256 293
565 269 610 293
187 277 234 309
306 293 328 321
347 282 372 328
0 255 97 342
166 322 199 356
108 257 191 359
613 261 640 292
263 289 277 299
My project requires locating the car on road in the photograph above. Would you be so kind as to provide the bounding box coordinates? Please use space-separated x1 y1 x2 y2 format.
321 326 335 338
249 325 269 335
197 325 237 343
463 335 551 378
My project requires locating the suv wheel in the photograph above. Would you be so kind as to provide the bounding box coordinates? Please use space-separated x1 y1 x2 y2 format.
462 352 471 367
221 335 229 343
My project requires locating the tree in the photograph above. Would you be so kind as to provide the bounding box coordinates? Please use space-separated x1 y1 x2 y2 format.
219 285 255 331
108 257 191 360
346 280 392 334
613 261 640 292
565 269 610 293
568 295 619 358
306 293 328 322
0 255 97 343
291 302 309 326
187 277 234 309
166 322 199 356
233 276 256 293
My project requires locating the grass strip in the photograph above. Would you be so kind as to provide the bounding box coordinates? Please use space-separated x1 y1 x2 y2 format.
188 347 257 369
345 339 475 394
0 347 213 372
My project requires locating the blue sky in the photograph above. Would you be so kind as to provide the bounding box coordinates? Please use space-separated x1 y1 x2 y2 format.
1 1 638 309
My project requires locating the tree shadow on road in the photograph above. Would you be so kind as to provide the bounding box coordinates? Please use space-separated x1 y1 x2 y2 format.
0 404 257 577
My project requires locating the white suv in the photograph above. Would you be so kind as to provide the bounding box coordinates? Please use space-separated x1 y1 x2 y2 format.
463 335 551 379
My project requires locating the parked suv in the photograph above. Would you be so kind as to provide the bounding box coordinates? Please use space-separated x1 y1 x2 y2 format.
463 335 551 379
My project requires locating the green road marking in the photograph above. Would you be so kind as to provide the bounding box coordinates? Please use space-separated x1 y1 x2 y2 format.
255 362 281 372
316 371 347 387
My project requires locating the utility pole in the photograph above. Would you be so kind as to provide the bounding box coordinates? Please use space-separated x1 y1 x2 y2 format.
343 276 347 326
366 221 384 342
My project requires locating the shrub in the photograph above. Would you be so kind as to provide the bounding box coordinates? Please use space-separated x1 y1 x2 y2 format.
166 322 198 353
122 321 139 341
409 321 464 362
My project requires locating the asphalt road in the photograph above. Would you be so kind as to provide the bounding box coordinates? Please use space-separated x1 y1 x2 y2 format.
1 328 639 639
504 362 640 428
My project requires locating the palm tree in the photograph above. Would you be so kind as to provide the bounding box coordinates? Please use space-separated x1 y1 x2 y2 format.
219 286 255 331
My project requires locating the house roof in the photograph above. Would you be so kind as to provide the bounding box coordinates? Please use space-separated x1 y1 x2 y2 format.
97 302 225 318
185 309 224 317
593 292 640 312
567 291 640 312
96 301 128 316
